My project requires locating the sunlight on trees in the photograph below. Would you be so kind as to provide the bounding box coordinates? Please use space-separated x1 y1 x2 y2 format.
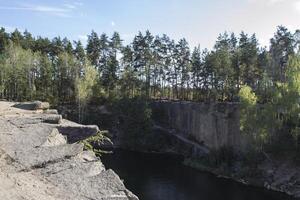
76 63 98 122
1 26 300 150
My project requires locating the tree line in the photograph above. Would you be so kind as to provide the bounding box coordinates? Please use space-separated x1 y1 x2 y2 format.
0 26 299 105
2 26 300 149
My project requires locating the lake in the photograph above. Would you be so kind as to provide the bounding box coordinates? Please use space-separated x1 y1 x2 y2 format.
101 149 295 200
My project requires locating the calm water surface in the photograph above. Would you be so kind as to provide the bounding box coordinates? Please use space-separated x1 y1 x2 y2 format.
101 149 295 200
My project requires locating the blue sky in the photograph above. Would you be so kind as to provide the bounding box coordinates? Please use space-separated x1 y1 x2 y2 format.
1 0 300 49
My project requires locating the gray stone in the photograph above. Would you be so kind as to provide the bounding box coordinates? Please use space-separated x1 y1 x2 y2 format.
43 109 59 114
6 114 62 126
151 101 245 150
42 114 62 124
57 125 100 143
13 101 50 110
41 128 67 147
0 101 138 200
15 143 84 169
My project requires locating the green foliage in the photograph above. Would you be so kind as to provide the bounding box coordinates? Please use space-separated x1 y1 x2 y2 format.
239 85 257 106
81 130 112 156
1 42 38 101
270 26 295 82
239 54 300 151
113 97 152 148
239 85 258 138
76 64 97 102
1 26 300 153
0 26 297 104
278 55 300 147
76 63 98 122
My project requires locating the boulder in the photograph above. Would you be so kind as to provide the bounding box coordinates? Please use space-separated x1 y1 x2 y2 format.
13 101 50 110
41 128 67 147
42 114 62 124
43 109 59 114
57 125 99 143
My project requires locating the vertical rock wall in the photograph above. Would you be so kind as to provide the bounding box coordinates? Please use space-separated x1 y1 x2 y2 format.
151 101 244 150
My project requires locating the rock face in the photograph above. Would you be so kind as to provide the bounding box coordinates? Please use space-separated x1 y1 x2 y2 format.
152 101 300 199
151 101 245 150
0 101 138 200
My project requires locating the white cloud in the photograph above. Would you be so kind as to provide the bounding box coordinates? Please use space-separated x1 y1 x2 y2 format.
249 0 287 5
268 0 285 4
295 1 300 12
0 2 83 17
0 5 68 12
63 2 83 10
78 34 88 43
111 21 116 27
249 0 300 15
63 4 76 10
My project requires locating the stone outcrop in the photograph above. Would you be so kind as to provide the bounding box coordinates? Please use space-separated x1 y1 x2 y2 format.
0 101 138 200
152 101 300 199
57 125 100 143
13 101 50 110
151 101 245 150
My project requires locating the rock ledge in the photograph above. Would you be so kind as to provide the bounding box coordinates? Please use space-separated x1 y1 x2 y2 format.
0 101 138 200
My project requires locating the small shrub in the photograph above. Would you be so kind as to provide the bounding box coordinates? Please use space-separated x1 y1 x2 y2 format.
81 130 112 156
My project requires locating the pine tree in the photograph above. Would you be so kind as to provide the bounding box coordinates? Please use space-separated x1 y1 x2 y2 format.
86 31 101 68
211 33 234 100
74 40 86 62
101 32 122 97
174 38 191 100
62 37 73 54
132 31 154 97
120 45 137 98
10 29 23 46
239 32 260 89
270 26 295 82
191 46 202 100
50 37 64 59
22 30 34 50
0 27 9 54
159 34 172 98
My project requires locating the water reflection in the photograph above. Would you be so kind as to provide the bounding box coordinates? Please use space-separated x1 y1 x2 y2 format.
101 150 295 200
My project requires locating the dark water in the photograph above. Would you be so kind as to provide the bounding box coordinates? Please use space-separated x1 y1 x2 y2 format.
101 150 295 200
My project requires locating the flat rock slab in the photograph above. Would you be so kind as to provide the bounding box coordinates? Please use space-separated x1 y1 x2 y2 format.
57 125 99 143
37 152 105 178
0 101 138 200
6 114 62 126
0 123 65 154
13 101 50 110
0 149 80 200
16 143 84 170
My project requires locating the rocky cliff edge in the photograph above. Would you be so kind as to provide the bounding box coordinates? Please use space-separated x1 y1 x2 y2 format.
0 101 138 200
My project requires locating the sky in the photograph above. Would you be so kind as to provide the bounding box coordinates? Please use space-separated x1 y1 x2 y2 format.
0 0 300 49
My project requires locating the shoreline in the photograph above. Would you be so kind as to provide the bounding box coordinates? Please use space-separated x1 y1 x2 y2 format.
108 145 299 199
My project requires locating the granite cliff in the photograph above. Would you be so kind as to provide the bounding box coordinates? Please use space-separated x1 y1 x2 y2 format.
0 101 138 200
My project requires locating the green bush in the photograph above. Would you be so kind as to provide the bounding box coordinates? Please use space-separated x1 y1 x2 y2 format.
112 96 152 148
80 130 112 156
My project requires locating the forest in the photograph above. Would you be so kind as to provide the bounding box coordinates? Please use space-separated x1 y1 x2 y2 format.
1 26 300 150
